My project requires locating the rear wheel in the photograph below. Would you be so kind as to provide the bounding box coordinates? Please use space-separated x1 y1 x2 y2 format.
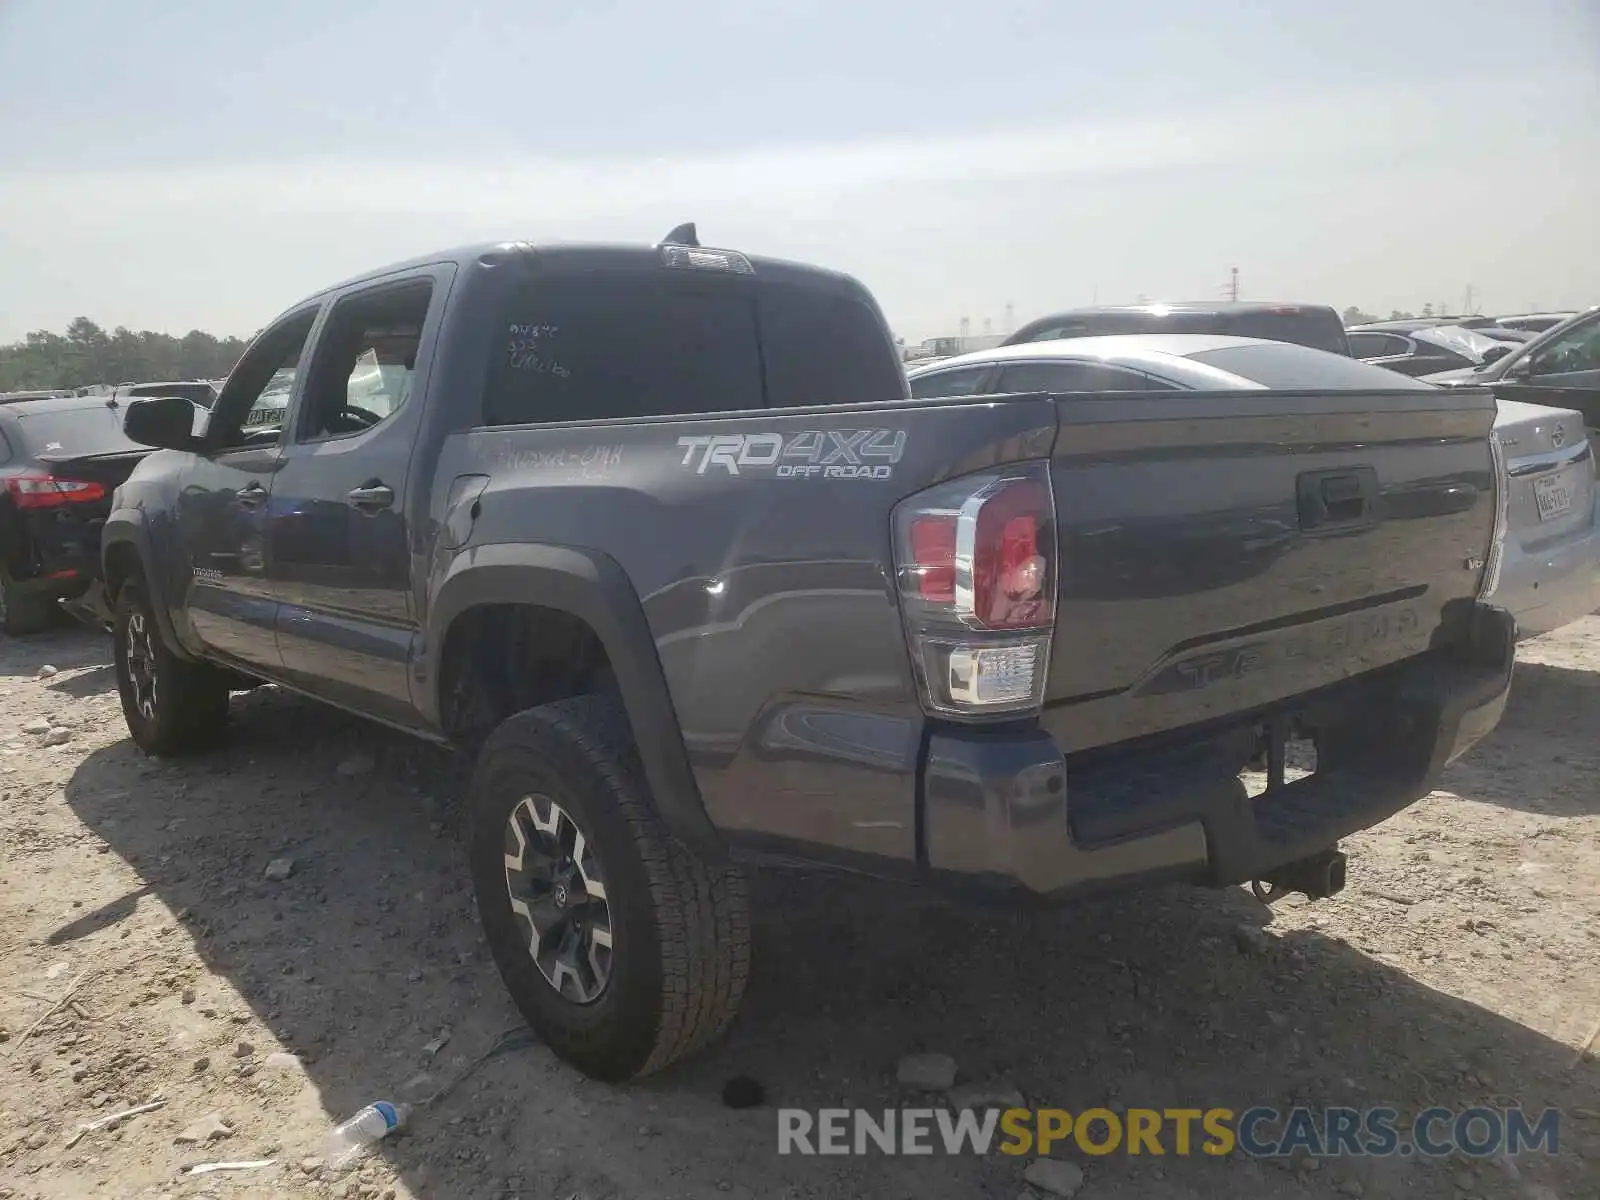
0 573 57 636
113 580 231 755
469 695 750 1081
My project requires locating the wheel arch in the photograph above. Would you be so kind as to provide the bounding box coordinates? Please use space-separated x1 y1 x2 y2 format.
426 543 722 858
102 512 197 661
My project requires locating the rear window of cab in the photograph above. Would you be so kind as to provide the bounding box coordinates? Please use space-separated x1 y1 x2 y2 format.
482 275 906 426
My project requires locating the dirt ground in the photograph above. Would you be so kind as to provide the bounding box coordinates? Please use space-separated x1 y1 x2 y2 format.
1 618 1597 1200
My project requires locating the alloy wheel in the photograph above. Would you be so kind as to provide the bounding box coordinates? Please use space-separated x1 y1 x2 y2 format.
503 794 614 1004
124 610 158 721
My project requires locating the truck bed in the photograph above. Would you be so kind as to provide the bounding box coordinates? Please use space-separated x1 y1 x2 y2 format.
444 383 1499 876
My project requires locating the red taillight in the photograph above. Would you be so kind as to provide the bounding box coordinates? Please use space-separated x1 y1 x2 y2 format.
892 462 1057 717
4 474 107 509
972 480 1049 629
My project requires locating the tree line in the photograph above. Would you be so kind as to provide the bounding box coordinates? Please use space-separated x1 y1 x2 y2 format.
0 317 247 393
1 307 1481 392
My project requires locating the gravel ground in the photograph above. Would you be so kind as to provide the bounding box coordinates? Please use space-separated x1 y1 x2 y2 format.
1 619 1597 1200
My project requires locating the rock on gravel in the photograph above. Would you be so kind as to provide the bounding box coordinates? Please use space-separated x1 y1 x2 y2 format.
20 719 50 735
34 664 57 679
40 727 74 746
897 1052 958 1089
335 753 375 777
1024 1157 1084 1197
263 857 295 882
174 1112 234 1145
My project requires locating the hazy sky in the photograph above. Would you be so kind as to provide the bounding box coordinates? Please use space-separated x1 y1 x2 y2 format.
1 0 1597 344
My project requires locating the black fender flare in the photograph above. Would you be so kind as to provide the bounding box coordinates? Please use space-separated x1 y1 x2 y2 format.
100 510 198 662
424 542 723 858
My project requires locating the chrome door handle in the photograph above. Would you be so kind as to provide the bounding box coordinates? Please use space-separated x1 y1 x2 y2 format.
347 483 395 512
236 482 267 508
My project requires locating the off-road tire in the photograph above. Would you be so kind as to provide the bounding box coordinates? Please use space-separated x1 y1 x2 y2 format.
1 574 57 636
113 579 230 755
469 695 750 1081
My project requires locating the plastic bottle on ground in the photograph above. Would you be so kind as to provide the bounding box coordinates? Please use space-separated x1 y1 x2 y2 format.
323 1100 411 1168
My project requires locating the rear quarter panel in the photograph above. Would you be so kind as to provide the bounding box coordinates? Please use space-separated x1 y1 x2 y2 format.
430 398 1057 863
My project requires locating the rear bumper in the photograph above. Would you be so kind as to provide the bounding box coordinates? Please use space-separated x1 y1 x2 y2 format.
2 511 105 599
1495 497 1600 638
920 602 1515 897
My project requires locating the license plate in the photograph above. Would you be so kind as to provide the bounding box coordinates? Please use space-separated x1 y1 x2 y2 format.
1534 469 1576 521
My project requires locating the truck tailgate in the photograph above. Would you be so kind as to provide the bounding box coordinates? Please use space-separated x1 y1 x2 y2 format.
1042 387 1498 753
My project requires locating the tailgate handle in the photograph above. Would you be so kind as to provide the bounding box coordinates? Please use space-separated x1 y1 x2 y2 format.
1298 467 1378 531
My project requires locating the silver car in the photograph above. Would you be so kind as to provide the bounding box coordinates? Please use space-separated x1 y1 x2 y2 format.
908 336 1600 638
1489 398 1600 638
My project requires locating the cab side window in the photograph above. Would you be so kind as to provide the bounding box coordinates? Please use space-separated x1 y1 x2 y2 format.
1532 317 1600 376
297 281 433 441
908 365 989 399
206 310 319 450
1347 332 1409 359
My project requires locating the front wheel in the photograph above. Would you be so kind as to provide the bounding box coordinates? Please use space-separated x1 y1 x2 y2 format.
469 695 750 1081
113 580 231 755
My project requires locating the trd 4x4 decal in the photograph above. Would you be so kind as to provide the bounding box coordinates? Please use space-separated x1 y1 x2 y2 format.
676 430 907 479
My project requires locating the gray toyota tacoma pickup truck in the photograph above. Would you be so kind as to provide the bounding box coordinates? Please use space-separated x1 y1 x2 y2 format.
100 227 1515 1081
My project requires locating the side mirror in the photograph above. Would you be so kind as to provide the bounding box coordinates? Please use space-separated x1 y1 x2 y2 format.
123 396 202 451
1503 356 1534 380
1480 344 1512 366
